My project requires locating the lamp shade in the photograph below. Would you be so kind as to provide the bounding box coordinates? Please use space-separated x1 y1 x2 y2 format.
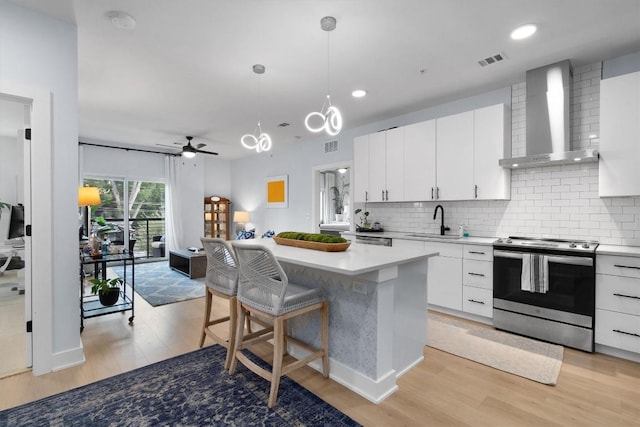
78 186 101 207
233 211 250 223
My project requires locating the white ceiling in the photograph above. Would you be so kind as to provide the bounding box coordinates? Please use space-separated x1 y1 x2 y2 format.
5 0 640 159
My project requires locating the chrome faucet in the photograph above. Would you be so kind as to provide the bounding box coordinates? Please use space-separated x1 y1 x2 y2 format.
433 204 450 236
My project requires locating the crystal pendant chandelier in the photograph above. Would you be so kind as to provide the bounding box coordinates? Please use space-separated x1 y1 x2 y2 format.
305 16 343 137
241 64 272 153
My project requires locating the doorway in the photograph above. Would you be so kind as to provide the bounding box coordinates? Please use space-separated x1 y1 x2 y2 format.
0 97 31 377
311 161 353 234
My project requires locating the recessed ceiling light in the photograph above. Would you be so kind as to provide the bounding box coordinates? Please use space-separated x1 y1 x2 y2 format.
352 89 367 98
510 24 537 40
106 11 136 30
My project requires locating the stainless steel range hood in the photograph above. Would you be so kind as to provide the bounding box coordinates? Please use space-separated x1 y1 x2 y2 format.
499 60 599 169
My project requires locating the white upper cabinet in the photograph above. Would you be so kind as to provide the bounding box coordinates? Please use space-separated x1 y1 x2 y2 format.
436 111 475 200
353 134 370 203
359 127 405 202
368 131 387 202
384 127 404 201
474 104 511 200
404 120 436 201
352 103 510 203
599 71 640 197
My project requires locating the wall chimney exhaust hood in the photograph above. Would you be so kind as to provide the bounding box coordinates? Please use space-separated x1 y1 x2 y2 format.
499 60 599 169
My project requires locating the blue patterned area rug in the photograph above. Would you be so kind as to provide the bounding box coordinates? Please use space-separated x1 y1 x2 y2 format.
0 345 361 426
112 261 204 307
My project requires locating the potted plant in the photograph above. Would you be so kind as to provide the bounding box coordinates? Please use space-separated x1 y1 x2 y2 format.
330 174 349 222
89 277 124 306
0 201 11 219
354 208 371 230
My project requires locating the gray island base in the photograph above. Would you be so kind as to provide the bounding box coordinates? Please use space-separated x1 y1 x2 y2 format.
233 238 437 403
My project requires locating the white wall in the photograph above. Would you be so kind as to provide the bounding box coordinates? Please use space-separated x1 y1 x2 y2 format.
0 0 79 371
204 156 232 200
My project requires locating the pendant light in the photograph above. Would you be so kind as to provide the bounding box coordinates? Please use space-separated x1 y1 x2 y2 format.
305 16 343 136
241 64 272 153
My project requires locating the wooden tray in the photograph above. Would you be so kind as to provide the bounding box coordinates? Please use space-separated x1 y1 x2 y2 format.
273 236 351 252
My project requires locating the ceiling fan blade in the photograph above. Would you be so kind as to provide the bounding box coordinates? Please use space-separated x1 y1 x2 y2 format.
195 143 206 149
195 148 218 156
156 143 179 149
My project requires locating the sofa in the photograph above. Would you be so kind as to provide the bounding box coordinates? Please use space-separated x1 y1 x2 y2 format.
152 235 165 257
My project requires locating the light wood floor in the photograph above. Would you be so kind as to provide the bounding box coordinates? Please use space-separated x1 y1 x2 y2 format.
1 293 638 426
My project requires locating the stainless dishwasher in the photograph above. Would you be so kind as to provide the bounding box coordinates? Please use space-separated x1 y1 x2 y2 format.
355 235 392 246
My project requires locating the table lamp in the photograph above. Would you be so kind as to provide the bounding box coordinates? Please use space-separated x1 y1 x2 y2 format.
233 211 250 234
78 186 101 239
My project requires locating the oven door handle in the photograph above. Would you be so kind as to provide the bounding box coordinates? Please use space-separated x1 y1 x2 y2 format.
493 250 593 266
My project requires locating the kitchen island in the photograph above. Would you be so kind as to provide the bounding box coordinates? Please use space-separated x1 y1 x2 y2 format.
232 238 438 403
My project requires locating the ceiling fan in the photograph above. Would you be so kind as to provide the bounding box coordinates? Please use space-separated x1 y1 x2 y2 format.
157 136 218 157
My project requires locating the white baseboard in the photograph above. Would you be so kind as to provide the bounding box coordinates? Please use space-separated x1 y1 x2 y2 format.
288 344 398 404
52 343 85 372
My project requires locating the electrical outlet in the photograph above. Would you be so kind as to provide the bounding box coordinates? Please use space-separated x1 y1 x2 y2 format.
352 280 367 295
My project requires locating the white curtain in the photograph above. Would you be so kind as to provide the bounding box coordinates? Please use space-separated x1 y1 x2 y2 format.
165 156 183 251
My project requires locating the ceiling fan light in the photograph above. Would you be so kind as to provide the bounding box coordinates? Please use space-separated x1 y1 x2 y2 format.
182 150 196 159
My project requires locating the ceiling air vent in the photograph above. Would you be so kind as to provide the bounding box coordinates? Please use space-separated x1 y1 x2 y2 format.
478 52 507 67
324 140 338 153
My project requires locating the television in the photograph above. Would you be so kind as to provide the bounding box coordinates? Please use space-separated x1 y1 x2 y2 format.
8 204 25 239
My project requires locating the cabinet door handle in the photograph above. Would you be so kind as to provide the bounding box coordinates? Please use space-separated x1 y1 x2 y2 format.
431 187 434 200
382 190 385 200
613 293 640 300
474 185 478 199
613 329 640 338
365 191 368 202
436 187 440 199
467 272 485 277
386 190 389 201
468 251 486 255
613 264 640 270
468 299 485 305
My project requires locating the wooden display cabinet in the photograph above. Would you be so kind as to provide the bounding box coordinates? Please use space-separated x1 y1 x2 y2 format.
204 197 231 240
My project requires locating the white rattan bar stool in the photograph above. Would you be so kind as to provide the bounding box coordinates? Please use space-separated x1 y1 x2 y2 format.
229 242 329 408
199 237 254 370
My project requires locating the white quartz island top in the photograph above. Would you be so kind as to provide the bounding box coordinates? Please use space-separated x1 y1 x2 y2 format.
232 237 438 275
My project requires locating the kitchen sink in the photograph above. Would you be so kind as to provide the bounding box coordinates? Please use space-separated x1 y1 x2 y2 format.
405 233 460 240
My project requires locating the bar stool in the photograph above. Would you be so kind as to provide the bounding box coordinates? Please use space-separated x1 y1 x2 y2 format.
229 242 329 408
199 237 253 370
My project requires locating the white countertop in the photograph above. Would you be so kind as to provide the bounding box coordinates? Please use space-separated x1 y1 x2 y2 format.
232 238 438 276
342 231 496 246
596 244 640 257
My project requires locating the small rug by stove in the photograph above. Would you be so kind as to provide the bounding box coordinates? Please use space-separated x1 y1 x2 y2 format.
112 261 204 307
0 345 361 426
427 311 563 385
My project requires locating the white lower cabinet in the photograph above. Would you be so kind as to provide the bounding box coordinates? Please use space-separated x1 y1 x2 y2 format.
595 254 640 355
462 245 493 318
391 239 495 318
424 242 463 311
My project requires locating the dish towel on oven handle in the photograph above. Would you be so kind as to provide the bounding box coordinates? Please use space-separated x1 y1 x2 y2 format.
521 253 549 293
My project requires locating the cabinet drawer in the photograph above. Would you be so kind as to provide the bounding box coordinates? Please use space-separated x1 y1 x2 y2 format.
595 309 640 354
462 286 493 318
463 245 492 261
597 255 640 278
596 274 640 315
424 241 462 258
462 259 493 289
